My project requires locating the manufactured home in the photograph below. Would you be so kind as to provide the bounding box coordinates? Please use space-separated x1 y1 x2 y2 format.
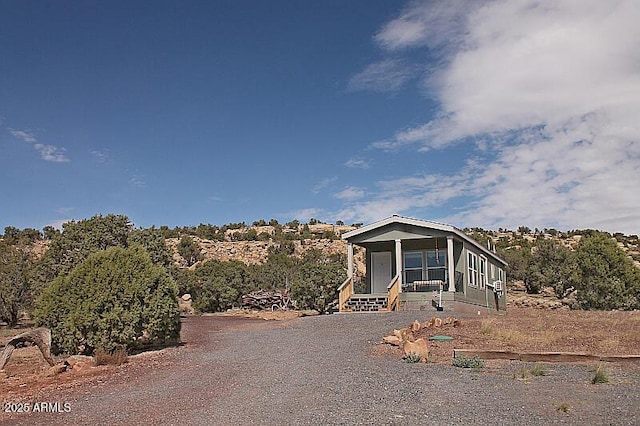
338 215 507 313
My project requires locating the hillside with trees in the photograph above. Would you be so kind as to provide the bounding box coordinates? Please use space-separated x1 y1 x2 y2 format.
465 227 640 310
0 216 358 338
1 215 640 343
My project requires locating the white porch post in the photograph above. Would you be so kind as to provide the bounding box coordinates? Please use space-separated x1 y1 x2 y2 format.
447 236 455 292
347 243 354 279
395 239 403 293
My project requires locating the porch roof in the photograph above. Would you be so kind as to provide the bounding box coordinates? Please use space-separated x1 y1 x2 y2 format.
342 214 507 266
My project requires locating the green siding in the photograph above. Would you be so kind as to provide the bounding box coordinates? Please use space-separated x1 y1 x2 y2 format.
460 244 507 311
349 222 451 244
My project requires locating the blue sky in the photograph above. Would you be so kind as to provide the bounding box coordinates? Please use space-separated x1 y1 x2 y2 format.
2 1 639 235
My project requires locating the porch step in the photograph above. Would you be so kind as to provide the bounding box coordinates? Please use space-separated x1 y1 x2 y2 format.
345 295 389 312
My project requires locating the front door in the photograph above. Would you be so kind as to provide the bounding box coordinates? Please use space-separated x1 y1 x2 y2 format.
371 251 392 294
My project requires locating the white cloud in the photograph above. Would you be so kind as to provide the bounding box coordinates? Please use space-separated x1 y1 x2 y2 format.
335 168 475 224
374 0 479 51
353 0 640 234
10 129 37 143
334 186 365 201
348 59 416 93
129 175 146 188
46 219 72 230
34 143 70 163
89 149 109 163
56 207 74 215
10 128 70 162
336 197 413 225
312 176 338 194
345 158 371 169
287 208 324 223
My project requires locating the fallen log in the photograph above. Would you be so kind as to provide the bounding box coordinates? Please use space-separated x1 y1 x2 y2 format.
0 327 56 370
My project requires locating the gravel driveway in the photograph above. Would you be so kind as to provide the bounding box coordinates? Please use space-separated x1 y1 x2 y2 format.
4 313 639 425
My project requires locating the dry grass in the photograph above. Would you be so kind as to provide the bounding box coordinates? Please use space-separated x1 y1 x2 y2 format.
590 364 610 384
411 307 640 363
480 319 495 334
464 307 640 355
492 328 529 345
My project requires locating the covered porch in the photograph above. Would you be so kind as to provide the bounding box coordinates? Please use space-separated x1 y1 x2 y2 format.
338 216 464 313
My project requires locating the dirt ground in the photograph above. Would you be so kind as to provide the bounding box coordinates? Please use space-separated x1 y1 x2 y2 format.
0 315 264 402
377 307 640 364
1 307 639 423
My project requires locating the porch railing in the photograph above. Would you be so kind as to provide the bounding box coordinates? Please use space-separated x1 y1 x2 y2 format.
338 276 353 312
387 273 401 311
401 269 465 293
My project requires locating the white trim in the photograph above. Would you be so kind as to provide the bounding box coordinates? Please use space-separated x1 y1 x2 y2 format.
447 236 455 292
467 251 478 288
479 256 487 290
394 239 403 293
347 243 354 279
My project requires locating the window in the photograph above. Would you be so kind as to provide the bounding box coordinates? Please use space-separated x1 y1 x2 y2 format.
468 251 478 287
479 256 487 289
403 249 447 285
426 250 446 268
426 249 446 282
498 267 504 284
404 251 423 284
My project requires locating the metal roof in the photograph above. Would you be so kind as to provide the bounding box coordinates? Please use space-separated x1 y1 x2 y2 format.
342 214 507 266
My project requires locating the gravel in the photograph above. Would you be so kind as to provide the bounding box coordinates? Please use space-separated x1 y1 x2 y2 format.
3 313 639 425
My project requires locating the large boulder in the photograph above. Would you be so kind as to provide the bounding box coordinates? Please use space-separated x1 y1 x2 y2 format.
402 338 429 362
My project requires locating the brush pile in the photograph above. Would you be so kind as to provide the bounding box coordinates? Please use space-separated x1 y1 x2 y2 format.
241 290 296 311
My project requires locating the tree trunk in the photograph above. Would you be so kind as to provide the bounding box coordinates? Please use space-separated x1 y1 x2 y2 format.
0 327 56 370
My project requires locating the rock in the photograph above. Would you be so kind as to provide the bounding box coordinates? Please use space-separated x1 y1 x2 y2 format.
67 355 94 367
178 297 195 315
424 316 442 328
383 335 402 346
409 320 422 333
393 328 414 342
402 338 429 362
45 364 67 377
67 355 94 371
453 318 463 327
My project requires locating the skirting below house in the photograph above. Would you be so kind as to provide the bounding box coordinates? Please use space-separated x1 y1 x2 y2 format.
396 291 506 313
